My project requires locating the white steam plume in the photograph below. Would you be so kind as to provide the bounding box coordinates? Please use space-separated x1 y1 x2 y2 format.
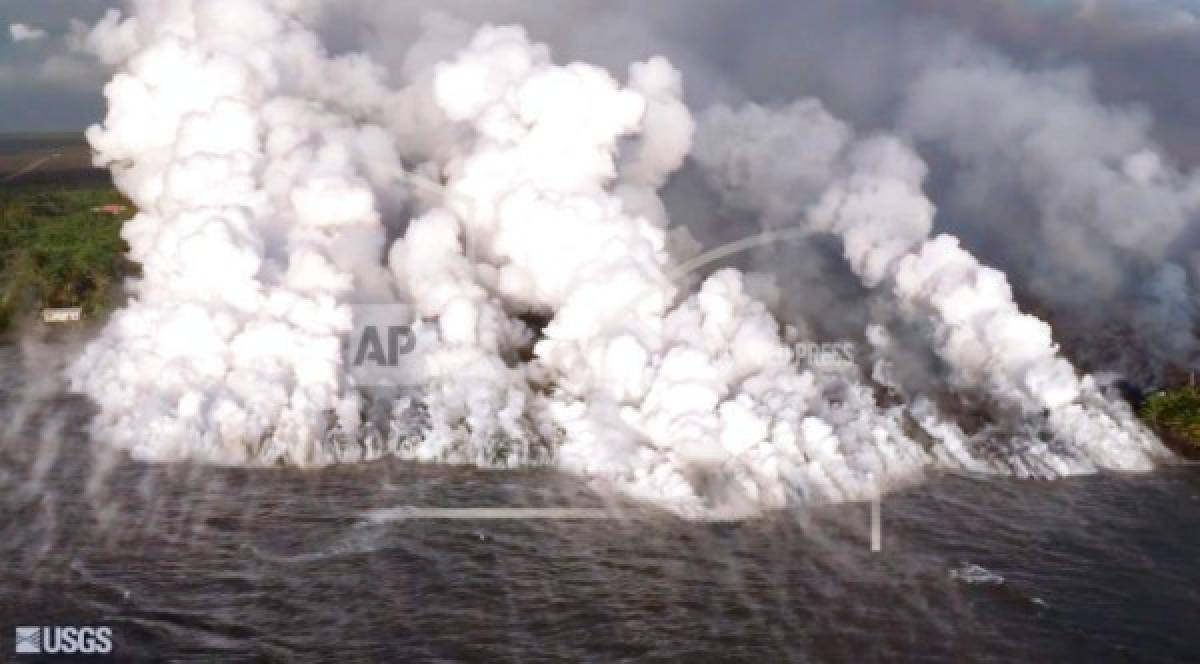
70 0 404 464
68 0 1172 518
383 26 933 515
695 99 1169 477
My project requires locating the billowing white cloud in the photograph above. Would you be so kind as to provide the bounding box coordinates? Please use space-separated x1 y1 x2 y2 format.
64 0 1171 521
9 23 47 43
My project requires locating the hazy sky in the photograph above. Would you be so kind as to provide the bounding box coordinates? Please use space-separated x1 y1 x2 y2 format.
3 0 1200 135
0 0 115 131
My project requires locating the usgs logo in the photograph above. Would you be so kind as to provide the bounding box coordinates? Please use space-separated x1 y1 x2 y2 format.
15 626 113 655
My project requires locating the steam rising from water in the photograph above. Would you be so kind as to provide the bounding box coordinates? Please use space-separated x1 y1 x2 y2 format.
66 0 1170 518
695 101 1165 477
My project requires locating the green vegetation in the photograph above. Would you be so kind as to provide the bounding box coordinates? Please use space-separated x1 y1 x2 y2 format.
1140 385 1200 454
0 184 137 332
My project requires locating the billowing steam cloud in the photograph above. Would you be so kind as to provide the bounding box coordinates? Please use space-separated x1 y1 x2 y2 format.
72 0 403 464
695 100 1165 477
382 25 935 515
898 49 1200 380
68 0 1172 518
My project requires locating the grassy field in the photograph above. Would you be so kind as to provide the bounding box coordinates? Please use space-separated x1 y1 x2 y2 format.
0 183 136 333
1140 386 1200 458
1 133 132 333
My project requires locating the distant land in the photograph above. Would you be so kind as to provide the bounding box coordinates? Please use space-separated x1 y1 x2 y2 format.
0 133 110 186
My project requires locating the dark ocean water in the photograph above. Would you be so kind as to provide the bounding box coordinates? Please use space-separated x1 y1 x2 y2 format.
1 350 1199 661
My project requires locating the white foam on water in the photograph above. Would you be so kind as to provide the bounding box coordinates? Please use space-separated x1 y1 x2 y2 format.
950 563 1005 586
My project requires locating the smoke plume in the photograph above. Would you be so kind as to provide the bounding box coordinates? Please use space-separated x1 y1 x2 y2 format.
65 0 1179 518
